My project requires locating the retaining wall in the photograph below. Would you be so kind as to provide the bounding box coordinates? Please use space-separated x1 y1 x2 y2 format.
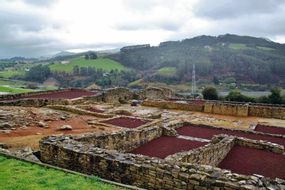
40 134 285 190
165 136 235 166
143 100 285 119
0 99 69 107
76 126 163 152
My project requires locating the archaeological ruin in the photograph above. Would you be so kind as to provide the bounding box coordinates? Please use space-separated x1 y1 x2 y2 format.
0 87 285 189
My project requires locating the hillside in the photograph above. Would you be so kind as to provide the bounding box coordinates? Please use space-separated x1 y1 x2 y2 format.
49 57 125 73
109 34 285 87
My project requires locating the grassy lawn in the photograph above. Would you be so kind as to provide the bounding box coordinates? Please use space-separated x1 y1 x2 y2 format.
49 57 125 73
0 155 123 190
0 86 34 94
157 67 176 76
228 43 250 50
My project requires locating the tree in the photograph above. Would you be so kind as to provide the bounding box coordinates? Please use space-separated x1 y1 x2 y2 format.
202 87 218 100
225 89 255 102
25 64 51 82
268 87 282 104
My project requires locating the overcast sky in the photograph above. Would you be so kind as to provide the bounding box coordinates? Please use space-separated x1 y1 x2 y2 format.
1 0 285 58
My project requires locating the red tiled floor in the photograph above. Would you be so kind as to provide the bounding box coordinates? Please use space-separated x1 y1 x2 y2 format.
218 145 285 179
176 125 285 146
130 136 207 158
255 124 285 136
102 117 149 128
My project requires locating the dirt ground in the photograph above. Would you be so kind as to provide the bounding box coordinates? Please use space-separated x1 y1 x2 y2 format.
0 107 121 150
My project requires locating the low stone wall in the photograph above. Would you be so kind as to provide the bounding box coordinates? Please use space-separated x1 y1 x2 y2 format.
76 126 163 152
165 136 235 166
40 135 285 190
204 102 249 117
0 88 75 101
249 105 285 119
142 100 204 112
213 134 284 154
47 105 113 118
143 99 285 119
0 99 69 107
139 87 174 100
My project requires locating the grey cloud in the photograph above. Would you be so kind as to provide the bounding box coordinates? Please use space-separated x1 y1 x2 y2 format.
115 20 181 31
193 0 285 20
23 0 56 6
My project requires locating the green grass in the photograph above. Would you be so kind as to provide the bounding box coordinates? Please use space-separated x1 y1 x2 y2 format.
0 155 123 190
49 57 125 73
228 43 249 50
0 79 26 87
157 67 176 76
0 86 34 94
0 70 25 78
257 46 275 51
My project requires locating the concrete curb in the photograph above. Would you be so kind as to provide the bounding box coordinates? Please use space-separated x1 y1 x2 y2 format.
0 151 145 190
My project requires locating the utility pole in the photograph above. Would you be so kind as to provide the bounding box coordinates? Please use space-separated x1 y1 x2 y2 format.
191 64 196 96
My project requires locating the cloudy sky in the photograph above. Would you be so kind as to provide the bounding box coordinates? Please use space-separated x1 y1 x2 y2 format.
1 0 285 58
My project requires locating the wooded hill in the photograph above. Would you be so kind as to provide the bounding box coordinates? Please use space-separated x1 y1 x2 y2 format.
109 34 285 86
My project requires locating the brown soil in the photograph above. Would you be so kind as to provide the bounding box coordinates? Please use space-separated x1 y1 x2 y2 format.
0 115 121 150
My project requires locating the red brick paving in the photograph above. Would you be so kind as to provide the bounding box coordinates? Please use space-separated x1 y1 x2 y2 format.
130 136 207 158
255 124 285 136
102 117 149 128
218 145 285 179
176 125 285 146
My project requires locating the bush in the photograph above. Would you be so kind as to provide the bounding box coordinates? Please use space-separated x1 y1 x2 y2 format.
225 90 255 102
202 87 218 100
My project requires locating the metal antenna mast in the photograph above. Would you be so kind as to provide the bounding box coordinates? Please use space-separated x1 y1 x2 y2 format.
191 64 196 95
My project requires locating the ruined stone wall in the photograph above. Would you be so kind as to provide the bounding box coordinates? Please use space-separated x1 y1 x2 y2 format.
142 100 204 112
139 87 174 100
40 135 285 190
0 99 69 107
165 137 235 166
213 135 284 154
76 126 163 152
0 88 77 101
204 102 249 117
249 105 285 119
102 88 134 103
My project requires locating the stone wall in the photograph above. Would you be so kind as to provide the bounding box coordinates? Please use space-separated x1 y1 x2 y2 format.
140 87 174 100
213 134 284 154
142 100 204 112
165 136 235 166
204 102 249 117
102 88 134 103
0 88 77 101
0 99 69 107
143 99 285 119
47 105 113 118
76 126 163 152
40 135 285 190
249 105 285 119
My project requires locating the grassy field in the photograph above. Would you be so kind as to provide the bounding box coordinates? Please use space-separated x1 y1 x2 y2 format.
228 43 250 50
0 86 34 94
49 57 125 73
0 70 25 78
157 67 176 76
0 155 123 190
257 46 275 51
